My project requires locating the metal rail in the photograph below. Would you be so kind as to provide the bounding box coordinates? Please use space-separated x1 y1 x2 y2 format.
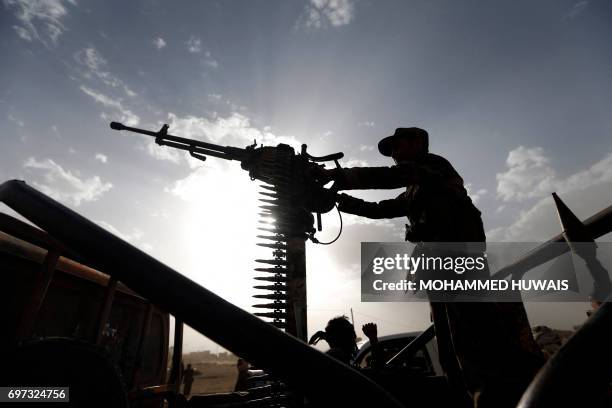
0 179 402 408
516 194 612 406
492 202 612 280
385 324 435 367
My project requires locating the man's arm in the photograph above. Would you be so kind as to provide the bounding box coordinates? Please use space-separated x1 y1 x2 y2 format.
362 323 383 370
337 192 408 219
332 164 420 190
323 156 463 192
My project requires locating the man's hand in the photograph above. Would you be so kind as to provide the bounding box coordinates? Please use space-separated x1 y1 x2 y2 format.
362 322 378 342
336 192 350 205
312 167 338 185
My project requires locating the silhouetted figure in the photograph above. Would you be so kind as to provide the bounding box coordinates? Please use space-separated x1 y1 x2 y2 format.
182 363 195 397
319 127 545 408
360 322 383 370
234 358 252 392
309 316 381 367
310 316 357 365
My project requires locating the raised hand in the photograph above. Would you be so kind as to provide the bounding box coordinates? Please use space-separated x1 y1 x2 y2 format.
362 322 378 341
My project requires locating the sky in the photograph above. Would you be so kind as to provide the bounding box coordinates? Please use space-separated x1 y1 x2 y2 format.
1 0 612 352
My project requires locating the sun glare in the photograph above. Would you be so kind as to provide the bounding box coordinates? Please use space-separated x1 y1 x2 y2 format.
171 164 263 309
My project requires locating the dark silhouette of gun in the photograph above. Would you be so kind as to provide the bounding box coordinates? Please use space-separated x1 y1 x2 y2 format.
110 121 343 219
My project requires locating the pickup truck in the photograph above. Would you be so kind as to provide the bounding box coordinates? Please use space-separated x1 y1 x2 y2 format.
355 331 443 376
354 330 469 407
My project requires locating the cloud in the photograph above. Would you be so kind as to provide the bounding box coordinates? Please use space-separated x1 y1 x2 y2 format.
149 209 170 219
497 146 612 203
80 86 140 126
96 220 141 241
565 1 589 19
153 37 166 49
203 51 219 69
300 0 355 29
168 112 298 146
488 152 612 241
8 113 25 127
75 47 105 72
23 157 113 206
13 25 32 41
342 213 396 229
166 165 238 202
208 93 222 102
358 121 375 128
96 220 153 252
359 145 374 152
465 183 488 205
143 139 182 164
4 0 76 47
94 153 107 163
343 158 369 167
140 112 298 167
496 146 556 202
74 47 136 97
184 37 218 68
187 36 201 53
556 154 612 193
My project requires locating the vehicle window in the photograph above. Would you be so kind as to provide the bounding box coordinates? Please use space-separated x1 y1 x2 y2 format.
180 324 241 395
101 293 146 382
34 271 103 340
359 337 435 376
139 311 166 386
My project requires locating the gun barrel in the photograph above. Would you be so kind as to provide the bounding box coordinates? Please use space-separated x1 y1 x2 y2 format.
110 122 247 161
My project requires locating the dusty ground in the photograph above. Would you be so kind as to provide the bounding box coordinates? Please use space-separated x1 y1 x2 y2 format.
184 362 237 395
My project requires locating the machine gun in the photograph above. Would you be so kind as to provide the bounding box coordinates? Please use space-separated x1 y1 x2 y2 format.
110 121 344 340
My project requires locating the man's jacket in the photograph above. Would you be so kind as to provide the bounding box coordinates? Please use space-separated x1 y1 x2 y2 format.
334 153 485 242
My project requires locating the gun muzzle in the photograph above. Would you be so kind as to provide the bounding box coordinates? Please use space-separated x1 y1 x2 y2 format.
110 122 125 130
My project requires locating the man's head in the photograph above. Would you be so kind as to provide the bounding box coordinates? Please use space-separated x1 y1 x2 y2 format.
378 127 429 163
325 316 357 355
237 358 249 372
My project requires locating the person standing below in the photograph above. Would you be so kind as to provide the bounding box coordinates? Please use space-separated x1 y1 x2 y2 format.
309 316 382 368
234 358 252 392
182 363 195 397
318 127 544 408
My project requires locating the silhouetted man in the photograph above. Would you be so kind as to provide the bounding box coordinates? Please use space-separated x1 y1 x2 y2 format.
320 127 544 408
309 316 381 368
234 358 252 392
183 363 195 397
